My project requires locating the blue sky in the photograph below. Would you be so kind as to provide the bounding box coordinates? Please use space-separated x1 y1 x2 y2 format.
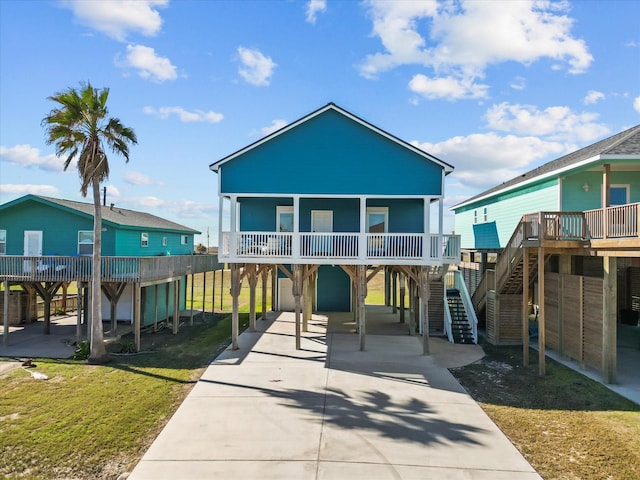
1 0 639 246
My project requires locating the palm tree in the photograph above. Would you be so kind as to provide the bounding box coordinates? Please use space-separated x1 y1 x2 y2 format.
42 82 137 363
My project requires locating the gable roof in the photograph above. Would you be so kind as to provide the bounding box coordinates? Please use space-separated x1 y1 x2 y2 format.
209 102 454 174
452 124 640 210
0 195 200 234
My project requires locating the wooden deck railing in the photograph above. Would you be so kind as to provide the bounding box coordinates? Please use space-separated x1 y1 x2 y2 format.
220 231 461 264
0 254 221 283
584 202 639 239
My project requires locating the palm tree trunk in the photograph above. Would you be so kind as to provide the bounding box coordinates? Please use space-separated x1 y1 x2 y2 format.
89 179 109 363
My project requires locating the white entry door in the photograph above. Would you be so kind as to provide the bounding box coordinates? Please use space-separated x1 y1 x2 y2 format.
24 230 43 256
311 210 333 255
23 230 43 273
311 210 333 233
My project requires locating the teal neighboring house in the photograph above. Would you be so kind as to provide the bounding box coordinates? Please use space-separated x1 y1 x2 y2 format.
452 124 640 250
0 194 200 328
210 103 464 351
450 125 640 385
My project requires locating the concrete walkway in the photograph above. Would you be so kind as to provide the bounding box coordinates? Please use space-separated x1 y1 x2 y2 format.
128 311 541 480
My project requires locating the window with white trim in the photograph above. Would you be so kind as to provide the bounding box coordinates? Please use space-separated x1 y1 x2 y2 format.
0 230 6 255
141 232 149 247
78 231 93 256
483 207 488 222
610 185 629 206
162 237 167 246
181 235 189 245
473 210 478 224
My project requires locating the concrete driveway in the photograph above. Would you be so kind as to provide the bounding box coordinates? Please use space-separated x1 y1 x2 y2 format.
128 309 541 480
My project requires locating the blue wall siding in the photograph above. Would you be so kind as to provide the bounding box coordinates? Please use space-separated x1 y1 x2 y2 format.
316 265 351 311
114 229 193 256
238 198 425 233
562 170 640 210
0 202 97 255
455 179 559 249
220 110 444 196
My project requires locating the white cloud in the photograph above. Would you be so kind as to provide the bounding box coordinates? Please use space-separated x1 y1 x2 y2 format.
61 0 167 41
0 184 60 197
237 47 276 86
509 76 526 91
583 90 605 105
127 197 215 221
118 44 177 82
306 0 327 24
123 171 163 186
409 73 488 100
634 96 640 113
143 106 223 123
261 119 288 136
485 102 610 141
0 144 67 172
360 0 593 99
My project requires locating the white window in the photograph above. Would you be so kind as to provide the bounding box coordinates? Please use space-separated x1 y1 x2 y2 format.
483 207 488 222
277 206 294 232
162 237 167 246
181 235 189 245
0 230 6 255
141 232 149 247
78 231 93 256
366 207 388 233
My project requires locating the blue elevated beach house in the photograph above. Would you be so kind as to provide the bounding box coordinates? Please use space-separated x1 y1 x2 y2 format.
210 103 464 351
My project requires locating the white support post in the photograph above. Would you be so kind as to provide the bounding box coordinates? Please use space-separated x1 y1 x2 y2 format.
359 197 367 261
292 196 300 261
229 196 238 258
76 283 83 342
424 197 430 261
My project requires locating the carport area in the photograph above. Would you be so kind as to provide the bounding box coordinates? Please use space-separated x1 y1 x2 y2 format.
128 307 541 480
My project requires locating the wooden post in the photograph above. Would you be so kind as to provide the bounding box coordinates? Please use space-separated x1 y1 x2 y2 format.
134 283 141 352
558 255 571 356
211 269 216 314
522 248 530 366
358 265 367 351
230 264 240 350
303 267 311 333
293 264 302 350
76 282 83 342
220 267 224 311
384 267 390 306
261 267 268 320
271 267 276 311
202 271 206 318
165 282 170 330
420 267 430 355
248 265 257 332
173 280 179 334
154 284 159 332
3 281 9 346
392 270 397 314
399 272 406 324
538 248 546 376
603 255 617 383
190 273 195 326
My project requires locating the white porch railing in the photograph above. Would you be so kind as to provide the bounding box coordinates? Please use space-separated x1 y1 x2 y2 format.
220 231 461 264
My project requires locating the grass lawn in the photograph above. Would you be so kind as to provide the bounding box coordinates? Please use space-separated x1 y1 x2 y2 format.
450 342 640 480
0 313 249 480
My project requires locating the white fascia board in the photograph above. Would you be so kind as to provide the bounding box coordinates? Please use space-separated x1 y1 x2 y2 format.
451 154 618 211
218 192 442 200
